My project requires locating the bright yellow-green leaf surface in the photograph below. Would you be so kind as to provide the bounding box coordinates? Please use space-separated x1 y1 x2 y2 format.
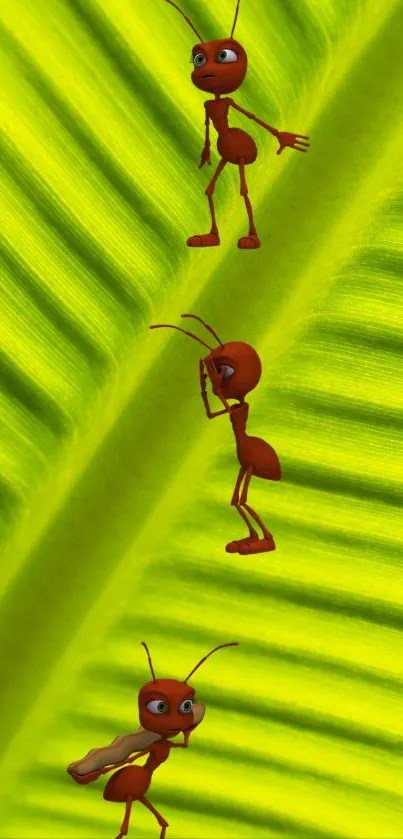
1 0 403 837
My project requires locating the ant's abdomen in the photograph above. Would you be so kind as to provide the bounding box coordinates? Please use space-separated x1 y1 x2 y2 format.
217 128 257 165
238 437 281 481
103 765 151 803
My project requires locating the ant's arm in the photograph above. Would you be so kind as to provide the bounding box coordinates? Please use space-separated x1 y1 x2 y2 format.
200 360 229 420
68 749 151 785
228 99 310 154
228 99 279 137
101 748 150 775
168 740 188 749
199 106 211 168
167 728 194 749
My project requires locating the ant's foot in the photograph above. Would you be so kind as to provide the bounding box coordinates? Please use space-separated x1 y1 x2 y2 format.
187 233 220 247
225 536 258 554
238 536 276 554
238 234 261 249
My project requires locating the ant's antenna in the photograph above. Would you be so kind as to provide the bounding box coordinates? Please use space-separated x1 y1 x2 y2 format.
184 642 239 682
141 642 157 682
181 314 223 347
164 0 204 42
230 0 241 38
149 324 213 351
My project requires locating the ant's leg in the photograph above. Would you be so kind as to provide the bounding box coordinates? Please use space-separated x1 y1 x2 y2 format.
187 159 227 248
139 796 169 839
239 470 276 554
239 161 257 234
226 467 259 553
231 466 246 506
206 158 227 234
238 159 261 250
115 796 133 839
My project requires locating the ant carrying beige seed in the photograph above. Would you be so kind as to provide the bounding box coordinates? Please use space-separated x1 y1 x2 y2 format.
68 641 238 839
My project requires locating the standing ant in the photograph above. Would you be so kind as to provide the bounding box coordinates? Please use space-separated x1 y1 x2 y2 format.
163 0 310 249
67 641 238 839
150 314 281 554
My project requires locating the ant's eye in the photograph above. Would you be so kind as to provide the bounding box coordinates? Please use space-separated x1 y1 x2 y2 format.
216 49 238 63
178 699 193 714
218 364 235 379
147 700 168 714
193 53 207 67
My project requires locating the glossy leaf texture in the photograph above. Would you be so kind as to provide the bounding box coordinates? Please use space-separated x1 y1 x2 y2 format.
0 0 403 837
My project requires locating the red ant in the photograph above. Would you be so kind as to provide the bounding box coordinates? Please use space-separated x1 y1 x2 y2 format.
67 640 238 839
150 314 281 554
163 0 310 249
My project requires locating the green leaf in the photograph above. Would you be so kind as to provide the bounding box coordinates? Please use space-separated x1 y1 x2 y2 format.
0 0 402 837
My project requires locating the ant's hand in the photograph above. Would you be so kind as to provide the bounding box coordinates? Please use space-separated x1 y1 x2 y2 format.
68 768 102 785
276 132 310 155
206 357 223 396
183 723 198 747
199 146 211 168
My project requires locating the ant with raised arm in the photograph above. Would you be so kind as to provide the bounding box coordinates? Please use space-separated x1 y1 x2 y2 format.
68 641 238 839
163 0 310 249
150 314 281 554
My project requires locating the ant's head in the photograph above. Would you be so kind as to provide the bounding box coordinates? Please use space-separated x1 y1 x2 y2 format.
138 641 238 737
164 1 246 95
191 39 247 95
207 340 261 400
150 314 262 401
